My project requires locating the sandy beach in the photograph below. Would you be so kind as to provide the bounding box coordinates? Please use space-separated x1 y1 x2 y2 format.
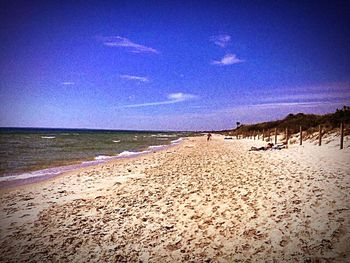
1 134 349 262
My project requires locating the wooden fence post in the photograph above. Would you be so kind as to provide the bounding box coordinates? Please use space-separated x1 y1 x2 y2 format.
262 129 265 141
300 126 302 145
274 128 277 145
319 125 322 146
340 122 344 150
253 131 255 140
258 132 260 140
268 129 271 142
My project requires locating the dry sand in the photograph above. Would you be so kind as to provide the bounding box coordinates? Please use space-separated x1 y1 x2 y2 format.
0 134 349 262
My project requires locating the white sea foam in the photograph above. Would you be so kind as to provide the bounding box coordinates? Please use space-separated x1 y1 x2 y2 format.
113 140 121 143
171 138 183 144
0 170 61 182
41 136 55 139
157 134 177 137
148 145 166 150
117 150 150 157
94 155 114 160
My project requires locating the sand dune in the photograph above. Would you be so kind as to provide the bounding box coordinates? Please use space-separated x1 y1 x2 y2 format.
1 135 349 262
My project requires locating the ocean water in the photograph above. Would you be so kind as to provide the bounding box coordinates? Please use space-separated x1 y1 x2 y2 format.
0 128 193 185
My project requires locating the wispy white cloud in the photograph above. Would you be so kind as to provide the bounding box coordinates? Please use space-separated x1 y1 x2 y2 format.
276 82 350 93
246 99 350 109
259 92 350 103
167 93 197 101
120 74 149 82
210 34 231 48
62 82 75 85
112 83 350 130
249 101 327 108
247 83 350 106
212 53 244 65
122 92 198 108
100 36 159 54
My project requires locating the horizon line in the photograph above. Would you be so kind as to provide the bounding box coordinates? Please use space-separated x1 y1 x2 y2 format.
0 126 201 133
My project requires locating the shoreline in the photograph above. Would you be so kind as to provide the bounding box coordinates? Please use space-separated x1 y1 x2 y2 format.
0 138 185 190
1 134 349 262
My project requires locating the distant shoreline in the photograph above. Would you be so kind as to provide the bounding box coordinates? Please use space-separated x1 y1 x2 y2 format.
0 138 185 190
0 129 189 189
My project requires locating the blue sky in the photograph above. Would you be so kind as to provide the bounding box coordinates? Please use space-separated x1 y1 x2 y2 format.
0 0 349 131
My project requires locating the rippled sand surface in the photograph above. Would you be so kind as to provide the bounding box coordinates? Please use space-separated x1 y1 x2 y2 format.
1 135 349 262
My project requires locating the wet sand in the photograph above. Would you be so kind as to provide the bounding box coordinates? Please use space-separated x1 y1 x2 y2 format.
1 135 349 262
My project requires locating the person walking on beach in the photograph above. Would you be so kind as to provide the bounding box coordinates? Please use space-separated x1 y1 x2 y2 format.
207 133 212 141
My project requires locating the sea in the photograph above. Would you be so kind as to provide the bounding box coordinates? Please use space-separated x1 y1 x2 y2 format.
0 128 194 187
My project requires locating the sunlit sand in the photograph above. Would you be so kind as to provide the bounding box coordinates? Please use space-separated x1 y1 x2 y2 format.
1 134 349 262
